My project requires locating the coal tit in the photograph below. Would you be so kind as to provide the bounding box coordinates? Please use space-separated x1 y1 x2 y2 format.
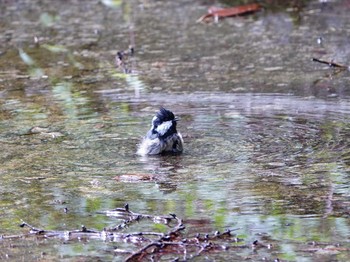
137 108 183 156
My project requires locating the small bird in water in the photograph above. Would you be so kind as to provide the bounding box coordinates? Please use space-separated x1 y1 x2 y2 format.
137 107 183 156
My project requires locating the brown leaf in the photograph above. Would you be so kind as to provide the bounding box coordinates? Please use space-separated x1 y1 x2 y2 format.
197 3 261 23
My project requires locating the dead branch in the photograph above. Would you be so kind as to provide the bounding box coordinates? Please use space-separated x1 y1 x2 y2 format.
124 213 186 261
312 57 348 69
100 203 177 231
2 204 273 261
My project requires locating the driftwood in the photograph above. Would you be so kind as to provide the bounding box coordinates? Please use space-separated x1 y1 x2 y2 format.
2 204 274 261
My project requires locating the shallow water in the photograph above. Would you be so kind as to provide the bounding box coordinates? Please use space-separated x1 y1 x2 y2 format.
1 0 350 261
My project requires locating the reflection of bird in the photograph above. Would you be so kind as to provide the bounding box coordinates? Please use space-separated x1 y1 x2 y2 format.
137 108 183 156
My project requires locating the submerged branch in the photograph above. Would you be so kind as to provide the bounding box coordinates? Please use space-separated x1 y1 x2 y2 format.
4 204 271 261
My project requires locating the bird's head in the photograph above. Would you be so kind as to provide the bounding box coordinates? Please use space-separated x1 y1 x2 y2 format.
151 107 178 137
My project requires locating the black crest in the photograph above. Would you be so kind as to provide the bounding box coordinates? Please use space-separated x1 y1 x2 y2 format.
156 107 175 122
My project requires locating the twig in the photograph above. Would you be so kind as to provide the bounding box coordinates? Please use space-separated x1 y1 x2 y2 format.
124 213 186 261
19 221 45 234
102 204 176 231
312 58 348 69
6 205 248 261
196 242 213 256
125 242 163 262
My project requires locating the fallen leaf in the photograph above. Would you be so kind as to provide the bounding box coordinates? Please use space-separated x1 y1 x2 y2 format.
197 3 261 23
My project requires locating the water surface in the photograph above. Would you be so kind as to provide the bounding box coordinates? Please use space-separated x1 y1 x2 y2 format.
0 0 350 261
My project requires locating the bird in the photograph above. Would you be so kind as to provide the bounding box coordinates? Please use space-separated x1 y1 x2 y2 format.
137 107 183 156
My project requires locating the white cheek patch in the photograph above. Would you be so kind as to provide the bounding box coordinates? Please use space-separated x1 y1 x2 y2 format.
155 121 173 136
